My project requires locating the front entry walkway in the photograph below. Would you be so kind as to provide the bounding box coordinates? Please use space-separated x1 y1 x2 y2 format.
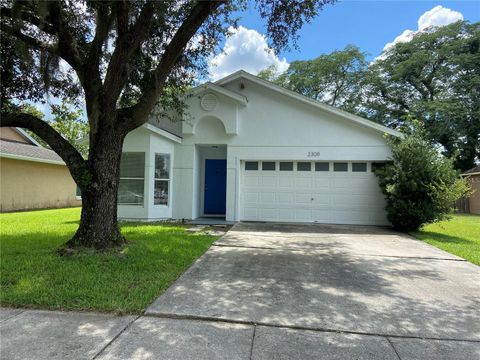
2 223 479 359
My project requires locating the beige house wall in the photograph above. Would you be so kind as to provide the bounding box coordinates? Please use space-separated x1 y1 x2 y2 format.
468 175 480 215
0 157 81 212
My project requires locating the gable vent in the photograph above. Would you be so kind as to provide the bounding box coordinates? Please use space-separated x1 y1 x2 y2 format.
200 93 218 111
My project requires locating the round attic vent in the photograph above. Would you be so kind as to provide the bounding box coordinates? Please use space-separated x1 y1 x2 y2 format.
200 93 218 111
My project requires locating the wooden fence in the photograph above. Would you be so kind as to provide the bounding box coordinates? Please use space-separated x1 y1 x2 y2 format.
455 197 470 213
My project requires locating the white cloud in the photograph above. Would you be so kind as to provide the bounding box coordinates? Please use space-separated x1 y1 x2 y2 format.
418 5 463 31
382 29 416 51
382 5 464 52
208 26 289 81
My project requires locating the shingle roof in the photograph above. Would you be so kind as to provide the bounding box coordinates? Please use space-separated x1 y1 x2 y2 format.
0 139 64 164
462 166 480 175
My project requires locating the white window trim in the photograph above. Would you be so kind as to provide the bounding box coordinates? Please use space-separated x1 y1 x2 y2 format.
154 153 171 207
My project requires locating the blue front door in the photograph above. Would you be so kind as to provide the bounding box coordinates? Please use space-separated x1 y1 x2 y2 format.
204 159 227 214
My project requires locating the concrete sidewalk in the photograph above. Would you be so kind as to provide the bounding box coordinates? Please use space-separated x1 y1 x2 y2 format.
1 308 479 359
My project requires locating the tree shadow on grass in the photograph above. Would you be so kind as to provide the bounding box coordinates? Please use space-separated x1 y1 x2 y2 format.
414 231 475 245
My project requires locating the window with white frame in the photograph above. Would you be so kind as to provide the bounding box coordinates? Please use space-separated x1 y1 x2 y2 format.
118 152 145 205
154 153 170 206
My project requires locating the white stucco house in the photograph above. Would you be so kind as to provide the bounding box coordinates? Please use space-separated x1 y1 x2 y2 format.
118 70 401 225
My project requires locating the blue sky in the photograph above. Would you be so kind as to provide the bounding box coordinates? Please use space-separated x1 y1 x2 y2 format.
241 0 479 61
208 1 480 79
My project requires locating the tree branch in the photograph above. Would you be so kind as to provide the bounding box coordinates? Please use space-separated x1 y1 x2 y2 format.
103 2 155 109
0 112 90 188
115 1 129 37
0 22 57 54
87 2 115 65
82 2 114 115
46 2 83 72
0 6 56 35
127 1 224 131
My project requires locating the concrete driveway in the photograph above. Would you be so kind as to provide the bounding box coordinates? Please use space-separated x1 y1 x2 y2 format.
145 222 480 358
2 223 479 359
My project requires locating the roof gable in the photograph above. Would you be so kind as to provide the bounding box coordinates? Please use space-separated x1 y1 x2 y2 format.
215 70 402 138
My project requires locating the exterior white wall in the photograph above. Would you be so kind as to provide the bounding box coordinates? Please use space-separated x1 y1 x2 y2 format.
171 78 393 222
118 126 175 220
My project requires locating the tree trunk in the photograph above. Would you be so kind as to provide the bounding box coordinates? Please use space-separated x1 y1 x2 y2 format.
66 128 126 249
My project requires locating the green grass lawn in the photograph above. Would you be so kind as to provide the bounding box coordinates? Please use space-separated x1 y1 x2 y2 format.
0 207 218 314
412 214 480 266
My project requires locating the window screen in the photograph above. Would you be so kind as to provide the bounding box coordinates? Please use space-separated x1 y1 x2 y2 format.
280 162 293 171
334 162 348 172
245 161 258 170
154 154 170 205
262 162 276 171
315 162 329 171
352 163 367 172
297 162 311 171
118 152 145 205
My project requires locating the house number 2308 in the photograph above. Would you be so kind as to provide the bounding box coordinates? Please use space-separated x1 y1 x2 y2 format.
307 151 321 157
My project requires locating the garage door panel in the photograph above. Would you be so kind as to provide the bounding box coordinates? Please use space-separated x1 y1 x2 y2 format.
278 177 295 187
243 176 259 187
260 208 277 220
294 209 312 222
259 192 276 203
313 178 330 188
311 209 331 222
277 192 294 203
331 210 371 223
242 207 258 219
311 194 330 206
334 194 370 206
260 176 277 187
294 177 312 188
278 208 295 221
295 193 312 204
243 191 259 203
240 161 388 225
332 178 351 188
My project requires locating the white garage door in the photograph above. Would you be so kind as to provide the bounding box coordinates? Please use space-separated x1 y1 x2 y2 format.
240 161 388 225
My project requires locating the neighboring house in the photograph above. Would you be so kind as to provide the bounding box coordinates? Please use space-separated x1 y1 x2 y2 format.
461 166 480 215
0 127 80 212
118 70 401 225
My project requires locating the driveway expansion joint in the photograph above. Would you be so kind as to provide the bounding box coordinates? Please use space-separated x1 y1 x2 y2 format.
249 324 257 360
143 312 480 344
213 243 465 262
386 337 403 360
91 315 141 360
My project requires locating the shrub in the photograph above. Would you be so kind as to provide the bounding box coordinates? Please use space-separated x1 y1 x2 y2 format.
375 131 471 231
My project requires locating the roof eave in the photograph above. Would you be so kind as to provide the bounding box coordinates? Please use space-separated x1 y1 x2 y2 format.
0 152 65 165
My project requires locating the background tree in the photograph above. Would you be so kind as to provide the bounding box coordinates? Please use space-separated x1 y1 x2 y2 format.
21 102 89 157
0 0 336 249
362 21 480 171
258 45 368 111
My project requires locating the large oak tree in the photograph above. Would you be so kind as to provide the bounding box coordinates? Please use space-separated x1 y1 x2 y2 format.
0 0 335 248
